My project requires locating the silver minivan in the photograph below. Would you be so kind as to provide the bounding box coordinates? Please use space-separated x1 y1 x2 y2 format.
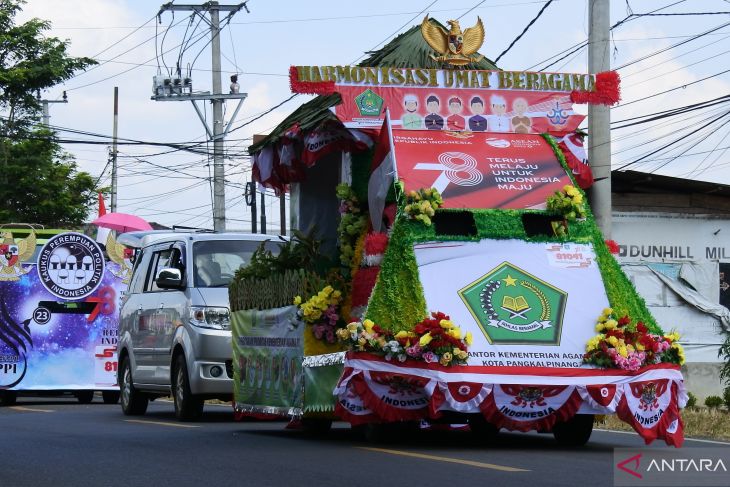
117 232 279 420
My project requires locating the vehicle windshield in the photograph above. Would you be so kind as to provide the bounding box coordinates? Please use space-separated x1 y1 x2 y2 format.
192 239 280 288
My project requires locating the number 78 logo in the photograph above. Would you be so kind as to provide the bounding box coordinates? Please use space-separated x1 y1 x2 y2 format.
413 152 482 193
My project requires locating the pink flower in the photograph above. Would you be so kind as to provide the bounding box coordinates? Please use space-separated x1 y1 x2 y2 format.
326 330 335 343
422 351 437 363
406 344 422 357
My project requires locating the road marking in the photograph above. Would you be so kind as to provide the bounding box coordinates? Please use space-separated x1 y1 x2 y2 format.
8 406 54 413
358 447 529 472
124 419 200 429
595 428 730 445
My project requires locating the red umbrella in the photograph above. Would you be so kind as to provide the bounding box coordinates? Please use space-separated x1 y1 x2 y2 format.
92 212 153 233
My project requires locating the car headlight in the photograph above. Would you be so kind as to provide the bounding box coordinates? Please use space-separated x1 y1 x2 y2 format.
190 306 230 330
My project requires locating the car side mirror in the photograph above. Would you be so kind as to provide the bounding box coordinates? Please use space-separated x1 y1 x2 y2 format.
156 267 184 289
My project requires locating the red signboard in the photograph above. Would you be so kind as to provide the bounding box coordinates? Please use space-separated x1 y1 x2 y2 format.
392 130 572 209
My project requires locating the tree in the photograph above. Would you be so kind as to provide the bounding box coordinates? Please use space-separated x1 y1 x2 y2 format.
0 135 95 226
0 0 97 227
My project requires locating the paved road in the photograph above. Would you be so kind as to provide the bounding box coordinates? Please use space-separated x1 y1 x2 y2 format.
1 395 728 487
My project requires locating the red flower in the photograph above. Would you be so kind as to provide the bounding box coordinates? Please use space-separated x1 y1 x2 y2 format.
414 324 426 335
618 316 631 327
605 239 620 254
636 322 648 334
364 233 389 255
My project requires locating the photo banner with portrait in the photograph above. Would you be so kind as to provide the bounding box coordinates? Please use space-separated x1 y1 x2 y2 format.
392 130 573 209
294 67 590 133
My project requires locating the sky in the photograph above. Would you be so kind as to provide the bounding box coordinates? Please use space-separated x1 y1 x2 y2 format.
14 0 730 231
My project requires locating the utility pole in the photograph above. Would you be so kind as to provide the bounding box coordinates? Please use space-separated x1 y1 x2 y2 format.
153 1 249 232
38 91 68 126
588 0 611 237
111 87 119 212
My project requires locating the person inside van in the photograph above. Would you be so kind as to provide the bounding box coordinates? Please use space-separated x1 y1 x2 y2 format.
194 254 222 287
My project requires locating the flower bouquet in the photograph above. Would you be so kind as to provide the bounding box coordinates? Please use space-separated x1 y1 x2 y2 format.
336 311 471 366
546 184 586 236
403 188 443 226
293 285 343 344
583 308 685 371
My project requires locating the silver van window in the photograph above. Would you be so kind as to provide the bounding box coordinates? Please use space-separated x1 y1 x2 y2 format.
192 240 277 288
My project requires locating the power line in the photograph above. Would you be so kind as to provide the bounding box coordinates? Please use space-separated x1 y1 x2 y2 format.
617 68 730 108
493 0 553 64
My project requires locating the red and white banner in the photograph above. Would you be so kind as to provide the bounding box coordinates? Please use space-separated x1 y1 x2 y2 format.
481 384 581 432
393 131 573 209
616 379 685 447
557 132 593 189
334 353 686 446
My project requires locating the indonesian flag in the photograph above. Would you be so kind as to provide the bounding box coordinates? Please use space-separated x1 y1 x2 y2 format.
98 192 107 217
557 132 593 189
368 111 396 233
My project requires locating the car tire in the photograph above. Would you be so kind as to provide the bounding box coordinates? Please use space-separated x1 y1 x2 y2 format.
172 354 204 421
467 414 499 445
76 390 94 404
102 391 120 404
120 357 148 416
553 414 594 447
0 390 18 407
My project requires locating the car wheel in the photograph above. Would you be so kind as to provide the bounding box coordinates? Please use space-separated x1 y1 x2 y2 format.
0 390 18 407
467 414 499 445
120 357 148 415
172 354 204 421
76 390 94 404
102 391 120 404
553 414 594 447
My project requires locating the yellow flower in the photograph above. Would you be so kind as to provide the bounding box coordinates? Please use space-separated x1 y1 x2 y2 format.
293 296 302 306
603 308 613 316
346 322 358 334
464 332 473 346
363 319 375 334
439 319 454 329
607 336 619 347
332 290 342 300
419 332 433 347
618 346 628 358
439 352 453 366
357 337 366 346
636 343 645 351
336 328 350 341
604 319 617 330
448 327 462 339
323 285 333 294
394 330 410 339
595 323 605 333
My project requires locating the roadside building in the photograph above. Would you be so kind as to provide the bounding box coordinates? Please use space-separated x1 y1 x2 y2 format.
612 170 730 400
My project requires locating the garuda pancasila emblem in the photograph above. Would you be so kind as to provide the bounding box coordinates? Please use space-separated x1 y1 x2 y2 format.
421 16 485 66
0 231 35 281
106 232 132 284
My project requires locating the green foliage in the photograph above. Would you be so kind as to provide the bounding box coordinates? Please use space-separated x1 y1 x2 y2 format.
365 219 427 331
720 333 730 387
0 1 97 226
685 391 697 409
0 134 95 226
723 387 730 410
232 230 325 281
0 0 96 133
705 395 723 409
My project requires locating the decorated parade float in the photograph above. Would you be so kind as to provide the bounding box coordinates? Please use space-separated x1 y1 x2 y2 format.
0 225 129 405
229 16 687 446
